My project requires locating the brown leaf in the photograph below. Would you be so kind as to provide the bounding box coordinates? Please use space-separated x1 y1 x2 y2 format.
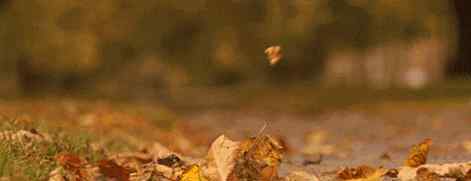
397 162 471 180
405 138 432 167
228 135 284 181
55 153 95 180
264 46 282 66
98 159 131 181
337 165 376 180
205 135 240 181
55 153 84 172
465 169 471 180
384 169 398 178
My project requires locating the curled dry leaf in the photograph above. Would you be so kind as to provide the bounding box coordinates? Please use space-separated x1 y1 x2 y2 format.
205 135 240 181
228 135 284 181
336 165 376 180
179 165 208 181
264 46 282 66
405 138 432 167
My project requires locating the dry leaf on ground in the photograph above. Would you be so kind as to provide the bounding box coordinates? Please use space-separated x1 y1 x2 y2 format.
56 153 85 172
336 165 376 180
405 138 432 167
397 162 471 180
55 153 101 180
179 165 208 181
228 135 284 181
98 159 132 181
205 135 240 181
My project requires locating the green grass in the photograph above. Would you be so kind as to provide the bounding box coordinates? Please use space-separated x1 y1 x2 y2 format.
0 119 105 181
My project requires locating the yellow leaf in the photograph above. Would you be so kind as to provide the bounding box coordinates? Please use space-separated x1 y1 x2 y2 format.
179 165 208 181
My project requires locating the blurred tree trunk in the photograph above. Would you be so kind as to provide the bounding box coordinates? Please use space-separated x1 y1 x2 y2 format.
449 0 471 75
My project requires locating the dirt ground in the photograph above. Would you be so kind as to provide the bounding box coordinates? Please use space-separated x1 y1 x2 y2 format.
181 104 471 169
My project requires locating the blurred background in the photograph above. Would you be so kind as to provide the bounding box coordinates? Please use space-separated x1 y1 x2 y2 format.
0 0 470 108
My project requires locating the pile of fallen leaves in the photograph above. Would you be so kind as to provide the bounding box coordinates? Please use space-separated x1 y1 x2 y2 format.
46 133 303 181
1 126 470 181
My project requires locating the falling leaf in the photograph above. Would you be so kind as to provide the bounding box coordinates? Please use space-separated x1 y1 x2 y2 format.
405 138 432 167
205 135 240 181
179 165 208 181
337 165 376 180
264 46 282 66
98 159 131 181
